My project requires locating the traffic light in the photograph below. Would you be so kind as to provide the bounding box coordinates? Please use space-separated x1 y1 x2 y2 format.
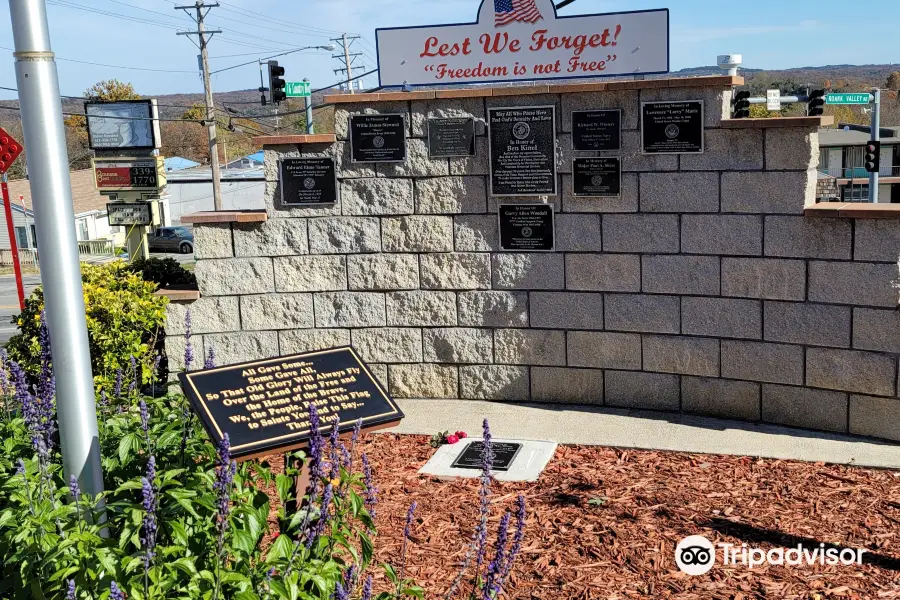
808 89 826 116
865 141 881 173
268 60 286 105
258 86 268 107
732 90 751 119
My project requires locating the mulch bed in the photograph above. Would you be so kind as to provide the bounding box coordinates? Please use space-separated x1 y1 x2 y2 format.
265 434 900 599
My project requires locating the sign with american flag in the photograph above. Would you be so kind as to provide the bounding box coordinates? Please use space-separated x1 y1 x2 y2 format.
376 1 668 87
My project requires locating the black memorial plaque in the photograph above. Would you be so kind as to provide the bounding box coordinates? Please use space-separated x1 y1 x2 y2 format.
427 117 476 158
451 441 523 472
489 106 557 196
350 113 407 163
573 157 621 197
572 109 621 151
179 347 404 459
280 157 337 206
498 204 555 251
641 101 704 154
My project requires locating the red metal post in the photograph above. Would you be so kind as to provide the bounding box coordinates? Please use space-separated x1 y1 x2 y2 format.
2 176 26 310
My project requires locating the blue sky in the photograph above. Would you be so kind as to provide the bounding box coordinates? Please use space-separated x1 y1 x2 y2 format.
0 0 896 101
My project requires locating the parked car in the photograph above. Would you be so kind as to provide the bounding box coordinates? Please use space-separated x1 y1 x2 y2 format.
148 226 194 254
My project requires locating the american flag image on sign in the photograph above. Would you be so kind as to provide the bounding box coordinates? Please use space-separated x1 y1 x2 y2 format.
494 0 542 26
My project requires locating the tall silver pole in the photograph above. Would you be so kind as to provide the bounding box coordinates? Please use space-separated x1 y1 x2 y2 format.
869 88 880 204
197 1 223 211
9 0 104 497
304 77 314 134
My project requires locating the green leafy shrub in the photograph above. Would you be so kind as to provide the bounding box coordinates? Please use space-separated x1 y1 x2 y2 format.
5 262 168 393
126 257 197 288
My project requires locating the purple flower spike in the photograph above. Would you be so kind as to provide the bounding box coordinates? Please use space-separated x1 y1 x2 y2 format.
139 399 151 448
204 346 215 369
309 483 334 548
399 502 417 584
497 494 527 588
129 355 139 394
213 434 236 556
361 576 373 600
0 348 10 398
343 564 357 591
15 459 25 477
328 418 341 479
333 582 349 600
141 455 158 567
183 309 194 372
109 582 124 600
361 453 377 523
474 419 494 575
482 512 511 600
113 368 123 398
69 474 81 501
65 579 75 600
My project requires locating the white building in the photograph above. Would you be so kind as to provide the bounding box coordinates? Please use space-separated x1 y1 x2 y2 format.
817 126 900 202
164 164 265 225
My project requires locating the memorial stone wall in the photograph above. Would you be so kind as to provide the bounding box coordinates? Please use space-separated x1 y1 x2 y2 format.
165 76 900 443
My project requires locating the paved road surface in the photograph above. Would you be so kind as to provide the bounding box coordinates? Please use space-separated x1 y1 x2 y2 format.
0 274 41 346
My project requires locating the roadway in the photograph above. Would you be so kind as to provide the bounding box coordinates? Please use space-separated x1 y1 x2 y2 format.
0 274 41 346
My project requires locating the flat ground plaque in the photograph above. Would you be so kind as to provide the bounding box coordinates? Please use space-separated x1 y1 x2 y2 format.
179 347 403 460
427 117 476 158
572 109 621 151
350 113 407 163
573 157 621 197
489 106 557 196
451 441 522 472
419 438 557 482
498 204 555 251
641 100 704 154
280 157 337 206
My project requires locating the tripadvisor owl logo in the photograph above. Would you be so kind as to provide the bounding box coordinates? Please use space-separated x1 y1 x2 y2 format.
675 535 715 575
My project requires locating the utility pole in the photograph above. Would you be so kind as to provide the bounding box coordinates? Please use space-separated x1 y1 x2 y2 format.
869 88 881 204
332 33 363 93
9 0 105 499
176 1 223 211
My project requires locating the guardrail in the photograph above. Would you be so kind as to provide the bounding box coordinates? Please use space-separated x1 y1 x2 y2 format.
0 249 38 266
818 166 900 178
76 239 115 256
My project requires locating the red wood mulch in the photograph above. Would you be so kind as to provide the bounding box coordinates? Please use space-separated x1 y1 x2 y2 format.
264 433 900 599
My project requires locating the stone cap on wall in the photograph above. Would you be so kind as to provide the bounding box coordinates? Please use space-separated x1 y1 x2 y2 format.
250 134 336 146
181 210 268 224
721 116 834 129
805 202 900 219
323 75 744 104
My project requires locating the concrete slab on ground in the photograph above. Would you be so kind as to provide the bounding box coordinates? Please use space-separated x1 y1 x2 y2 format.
388 399 900 470
419 438 557 482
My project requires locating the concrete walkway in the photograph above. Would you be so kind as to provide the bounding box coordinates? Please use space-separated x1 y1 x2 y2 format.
388 399 900 469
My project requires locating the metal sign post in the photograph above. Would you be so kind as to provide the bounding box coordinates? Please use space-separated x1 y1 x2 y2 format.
869 88 881 204
9 0 105 500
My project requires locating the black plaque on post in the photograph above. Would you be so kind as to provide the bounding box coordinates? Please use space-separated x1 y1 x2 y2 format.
178 348 404 460
427 117 476 158
572 109 621 151
451 441 523 472
489 106 557 196
573 157 621 197
350 113 407 163
641 100 704 154
498 204 555 251
279 157 337 206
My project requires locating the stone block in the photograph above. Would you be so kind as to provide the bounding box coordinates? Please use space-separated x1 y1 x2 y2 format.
762 384 848 433
643 335 720 377
681 215 763 256
568 331 641 370
561 172 639 213
341 178 414 216
389 364 459 399
854 220 900 262
531 367 604 404
196 258 274 296
334 102 410 140
166 296 239 335
640 87 731 126
605 371 680 410
449 137 490 176
204 331 279 366
639 172 719 213
806 347 896 396
492 254 565 290
565 254 641 292
602 214 679 253
274 255 346 292
681 377 760 421
721 340 803 385
454 215 499 251
240 294 314 331
682 297 762 339
347 254 419 291
331 140 377 179
642 255 720 295
411 97 486 137
416 176 487 214
193 224 232 259
554 214 602 251
604 294 679 334
766 128 818 171
459 365 529 400
494 329 566 366
278 328 350 354
721 258 806 301
351 328 423 363
308 217 380 254
808 261 897 307
423 328 493 364
382 216 454 252
233 219 308 257
853 308 900 353
620 131 678 172
458 291 528 327
680 128 763 171
850 395 900 441
421 253 491 290
764 302 850 347
167 334 203 372
764 216 852 259
530 292 604 330
380 138 450 177
386 291 457 326
721 171 814 214
314 292 386 328
561 90 639 131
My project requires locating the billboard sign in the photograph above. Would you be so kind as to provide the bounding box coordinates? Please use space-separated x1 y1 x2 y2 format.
376 1 668 87
93 156 166 191
85 100 160 150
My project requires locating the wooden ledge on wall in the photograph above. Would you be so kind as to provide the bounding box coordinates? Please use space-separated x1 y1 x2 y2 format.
251 134 337 146
721 116 834 129
155 288 200 302
805 202 900 219
180 210 268 225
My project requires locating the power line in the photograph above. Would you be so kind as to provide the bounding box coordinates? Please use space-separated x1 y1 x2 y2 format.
215 0 350 37
0 103 206 123
0 45 196 74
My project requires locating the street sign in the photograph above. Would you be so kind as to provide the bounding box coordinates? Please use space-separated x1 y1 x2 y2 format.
825 93 873 105
766 89 781 111
285 81 311 98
